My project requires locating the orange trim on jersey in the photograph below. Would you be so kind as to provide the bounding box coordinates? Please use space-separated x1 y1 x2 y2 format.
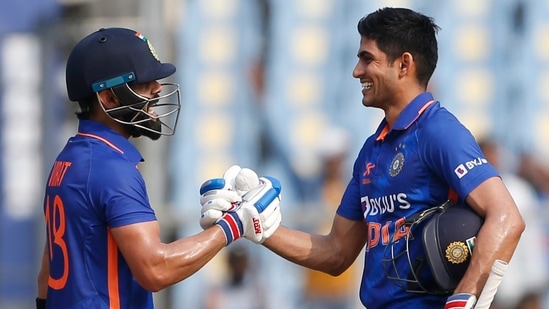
107 230 120 309
377 99 437 141
376 124 390 141
418 100 435 115
402 100 436 130
77 132 124 154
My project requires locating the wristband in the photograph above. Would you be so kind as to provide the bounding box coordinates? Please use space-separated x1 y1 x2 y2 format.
444 293 477 309
36 298 46 309
216 212 243 245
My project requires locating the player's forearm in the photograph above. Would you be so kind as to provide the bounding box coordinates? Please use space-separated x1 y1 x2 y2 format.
164 226 227 282
37 274 48 299
137 226 226 291
262 225 346 275
453 210 524 296
37 243 49 299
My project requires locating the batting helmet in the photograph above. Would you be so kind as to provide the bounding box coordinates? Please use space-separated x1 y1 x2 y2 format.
66 27 181 138
382 200 483 294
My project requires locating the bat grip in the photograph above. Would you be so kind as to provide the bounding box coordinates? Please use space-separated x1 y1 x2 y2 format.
474 259 508 309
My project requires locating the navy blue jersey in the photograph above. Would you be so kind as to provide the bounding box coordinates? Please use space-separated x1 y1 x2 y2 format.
337 93 499 308
43 120 156 308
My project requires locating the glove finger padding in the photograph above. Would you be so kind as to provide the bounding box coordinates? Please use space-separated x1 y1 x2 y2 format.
199 165 243 206
258 194 280 219
200 199 235 230
199 165 240 195
199 167 260 230
199 166 259 206
241 176 282 212
235 168 260 195
199 187 242 205
223 165 242 188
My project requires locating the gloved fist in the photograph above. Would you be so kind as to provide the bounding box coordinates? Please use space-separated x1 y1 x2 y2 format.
199 165 260 229
216 176 282 245
444 293 477 309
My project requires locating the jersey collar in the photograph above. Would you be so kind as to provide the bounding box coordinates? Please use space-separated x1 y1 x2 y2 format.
375 92 436 141
77 120 144 163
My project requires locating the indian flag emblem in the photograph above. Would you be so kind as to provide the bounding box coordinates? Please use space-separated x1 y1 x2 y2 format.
135 32 146 41
134 32 160 62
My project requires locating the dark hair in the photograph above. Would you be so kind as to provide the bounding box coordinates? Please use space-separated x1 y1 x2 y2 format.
357 7 440 87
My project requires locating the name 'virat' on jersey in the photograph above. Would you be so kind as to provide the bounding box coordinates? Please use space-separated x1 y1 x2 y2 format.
43 120 156 309
336 92 499 308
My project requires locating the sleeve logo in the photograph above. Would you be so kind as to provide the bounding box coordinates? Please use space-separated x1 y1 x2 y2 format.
454 164 468 178
454 157 488 179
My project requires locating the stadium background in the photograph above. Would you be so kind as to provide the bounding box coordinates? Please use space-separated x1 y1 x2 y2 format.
1 0 549 308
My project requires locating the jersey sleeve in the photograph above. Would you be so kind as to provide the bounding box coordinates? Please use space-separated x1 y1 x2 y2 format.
419 109 499 201
336 150 366 221
90 159 157 228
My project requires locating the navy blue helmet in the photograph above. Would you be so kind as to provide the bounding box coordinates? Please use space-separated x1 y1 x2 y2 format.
383 200 483 294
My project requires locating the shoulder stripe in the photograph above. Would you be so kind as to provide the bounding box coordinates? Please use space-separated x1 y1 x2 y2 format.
77 132 124 154
403 100 435 130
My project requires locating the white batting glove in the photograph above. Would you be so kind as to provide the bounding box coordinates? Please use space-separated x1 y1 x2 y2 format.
199 165 260 229
215 176 282 245
256 192 282 242
240 176 282 243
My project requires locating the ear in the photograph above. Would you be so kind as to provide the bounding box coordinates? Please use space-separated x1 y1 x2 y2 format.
97 90 120 109
398 52 414 77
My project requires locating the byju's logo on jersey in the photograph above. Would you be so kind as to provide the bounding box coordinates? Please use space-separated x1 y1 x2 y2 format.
454 157 489 179
361 193 411 218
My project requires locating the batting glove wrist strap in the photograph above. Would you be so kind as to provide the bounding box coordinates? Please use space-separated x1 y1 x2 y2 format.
444 293 477 309
217 212 244 244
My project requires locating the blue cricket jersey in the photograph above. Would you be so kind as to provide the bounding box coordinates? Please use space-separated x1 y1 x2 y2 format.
336 93 499 308
43 120 157 308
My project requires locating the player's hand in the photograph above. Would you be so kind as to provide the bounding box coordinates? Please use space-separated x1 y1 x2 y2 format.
215 176 282 244
444 293 477 309
199 165 259 229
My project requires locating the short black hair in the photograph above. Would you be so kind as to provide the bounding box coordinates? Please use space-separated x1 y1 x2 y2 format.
357 7 440 87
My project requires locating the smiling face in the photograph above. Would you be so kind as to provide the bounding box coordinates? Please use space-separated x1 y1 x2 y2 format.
352 37 401 109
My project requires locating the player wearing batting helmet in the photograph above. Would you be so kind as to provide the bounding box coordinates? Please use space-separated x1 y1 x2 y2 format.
36 27 282 309
243 7 525 309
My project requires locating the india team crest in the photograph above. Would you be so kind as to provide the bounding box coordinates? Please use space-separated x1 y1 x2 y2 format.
445 241 469 264
389 152 405 177
135 32 160 61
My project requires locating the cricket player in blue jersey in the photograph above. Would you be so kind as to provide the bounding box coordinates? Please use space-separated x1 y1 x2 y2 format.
199 7 525 309
36 27 282 309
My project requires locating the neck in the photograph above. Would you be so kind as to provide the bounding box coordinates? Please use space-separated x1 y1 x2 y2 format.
89 113 131 139
384 86 425 126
